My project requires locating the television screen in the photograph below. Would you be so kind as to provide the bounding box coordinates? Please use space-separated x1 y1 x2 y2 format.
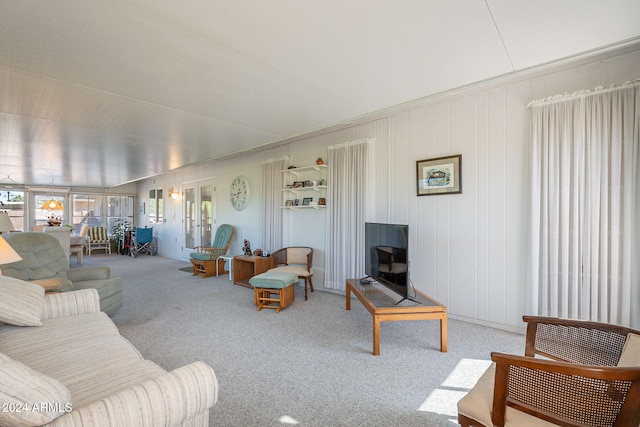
364 222 418 304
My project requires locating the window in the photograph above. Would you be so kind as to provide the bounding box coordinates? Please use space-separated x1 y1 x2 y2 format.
148 189 163 224
72 194 103 232
0 191 25 231
107 195 134 234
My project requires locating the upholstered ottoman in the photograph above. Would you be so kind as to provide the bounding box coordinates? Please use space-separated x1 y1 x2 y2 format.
249 271 298 313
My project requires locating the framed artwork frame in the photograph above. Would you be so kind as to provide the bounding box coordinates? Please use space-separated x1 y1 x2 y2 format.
416 154 462 196
302 197 313 206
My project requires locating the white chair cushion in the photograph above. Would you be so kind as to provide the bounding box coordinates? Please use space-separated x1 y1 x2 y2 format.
270 265 312 277
617 333 640 367
457 363 557 427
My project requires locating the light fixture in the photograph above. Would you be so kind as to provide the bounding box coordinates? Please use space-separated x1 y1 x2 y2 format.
0 212 15 234
168 187 180 200
0 236 22 274
42 199 64 211
41 178 65 211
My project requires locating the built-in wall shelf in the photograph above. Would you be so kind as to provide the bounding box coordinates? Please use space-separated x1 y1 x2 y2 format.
281 164 328 177
281 164 327 210
280 205 326 211
282 185 327 194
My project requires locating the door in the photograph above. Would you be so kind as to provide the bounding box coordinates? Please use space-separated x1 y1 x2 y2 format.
182 178 217 258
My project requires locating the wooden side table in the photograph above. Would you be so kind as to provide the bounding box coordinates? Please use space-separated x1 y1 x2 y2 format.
233 255 272 288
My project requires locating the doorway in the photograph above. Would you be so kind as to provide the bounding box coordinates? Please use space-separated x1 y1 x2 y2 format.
182 178 217 258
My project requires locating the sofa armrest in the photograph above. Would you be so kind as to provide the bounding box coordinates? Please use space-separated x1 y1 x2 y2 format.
47 361 218 427
490 352 640 427
41 289 101 320
67 266 111 282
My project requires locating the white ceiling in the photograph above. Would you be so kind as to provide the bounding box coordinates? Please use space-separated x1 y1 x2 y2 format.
1 0 639 188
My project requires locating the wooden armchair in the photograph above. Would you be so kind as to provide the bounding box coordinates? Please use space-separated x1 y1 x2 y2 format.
189 224 234 278
269 246 313 300
458 316 640 427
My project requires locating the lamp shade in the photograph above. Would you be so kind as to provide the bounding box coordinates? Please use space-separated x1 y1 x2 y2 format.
0 236 22 266
42 199 64 210
0 212 15 233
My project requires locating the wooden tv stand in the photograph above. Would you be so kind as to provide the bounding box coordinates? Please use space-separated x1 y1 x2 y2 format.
345 278 448 356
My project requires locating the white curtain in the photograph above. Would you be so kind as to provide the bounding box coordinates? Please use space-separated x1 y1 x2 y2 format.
324 138 372 291
528 80 640 327
261 157 288 252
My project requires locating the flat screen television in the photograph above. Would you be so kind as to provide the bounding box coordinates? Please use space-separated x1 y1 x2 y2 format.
363 222 419 304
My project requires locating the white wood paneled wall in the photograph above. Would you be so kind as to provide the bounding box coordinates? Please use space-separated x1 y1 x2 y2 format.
138 46 640 331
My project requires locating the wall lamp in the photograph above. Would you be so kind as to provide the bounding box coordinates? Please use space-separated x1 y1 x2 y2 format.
168 188 180 200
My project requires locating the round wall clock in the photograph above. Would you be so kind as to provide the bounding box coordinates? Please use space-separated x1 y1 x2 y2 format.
230 175 250 211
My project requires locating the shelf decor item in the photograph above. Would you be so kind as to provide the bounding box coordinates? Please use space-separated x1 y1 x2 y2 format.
243 239 252 256
416 154 462 196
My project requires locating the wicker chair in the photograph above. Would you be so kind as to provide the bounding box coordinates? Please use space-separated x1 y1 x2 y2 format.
269 247 314 300
189 224 234 278
458 316 640 427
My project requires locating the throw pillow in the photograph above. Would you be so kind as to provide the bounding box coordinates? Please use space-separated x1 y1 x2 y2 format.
0 275 44 326
617 333 640 367
0 353 72 426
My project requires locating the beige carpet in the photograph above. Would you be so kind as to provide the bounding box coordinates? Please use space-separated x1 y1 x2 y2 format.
75 253 525 426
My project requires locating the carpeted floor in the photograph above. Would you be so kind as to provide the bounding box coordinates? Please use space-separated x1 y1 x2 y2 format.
74 254 524 426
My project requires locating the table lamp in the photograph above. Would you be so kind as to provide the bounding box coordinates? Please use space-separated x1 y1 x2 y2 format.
0 236 22 275
0 211 15 233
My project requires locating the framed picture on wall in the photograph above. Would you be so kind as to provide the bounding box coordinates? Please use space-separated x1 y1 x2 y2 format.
302 197 312 206
416 154 462 196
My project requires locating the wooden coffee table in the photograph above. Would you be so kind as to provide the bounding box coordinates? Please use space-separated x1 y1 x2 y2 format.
345 278 447 356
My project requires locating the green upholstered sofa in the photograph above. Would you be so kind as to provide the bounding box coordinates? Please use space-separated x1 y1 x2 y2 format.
0 232 123 315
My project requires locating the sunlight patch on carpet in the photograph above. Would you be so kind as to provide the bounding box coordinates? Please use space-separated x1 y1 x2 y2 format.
279 415 299 424
418 358 492 417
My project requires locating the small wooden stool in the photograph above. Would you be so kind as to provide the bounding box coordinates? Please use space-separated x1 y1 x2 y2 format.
249 271 298 313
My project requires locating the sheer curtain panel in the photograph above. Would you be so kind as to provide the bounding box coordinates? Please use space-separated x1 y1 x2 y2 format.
324 138 372 291
528 80 639 328
261 157 287 252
